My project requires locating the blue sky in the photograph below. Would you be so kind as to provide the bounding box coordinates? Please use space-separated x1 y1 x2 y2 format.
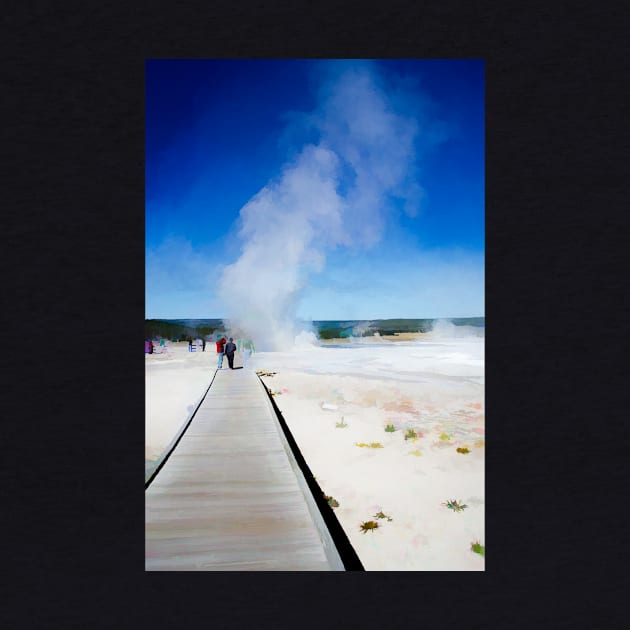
146 59 484 320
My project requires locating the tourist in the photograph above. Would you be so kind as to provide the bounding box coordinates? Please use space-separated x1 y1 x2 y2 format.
216 335 227 369
224 337 237 370
242 338 255 368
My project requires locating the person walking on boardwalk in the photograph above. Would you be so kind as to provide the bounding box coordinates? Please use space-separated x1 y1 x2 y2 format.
224 337 237 369
216 335 227 369
202 337 206 352
242 338 255 368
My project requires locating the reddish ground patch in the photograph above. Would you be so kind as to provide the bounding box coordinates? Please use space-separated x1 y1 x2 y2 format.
383 400 418 415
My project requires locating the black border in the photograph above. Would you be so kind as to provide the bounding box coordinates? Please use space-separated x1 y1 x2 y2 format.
6 0 627 627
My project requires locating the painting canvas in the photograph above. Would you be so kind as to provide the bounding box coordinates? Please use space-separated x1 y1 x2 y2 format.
145 59 484 570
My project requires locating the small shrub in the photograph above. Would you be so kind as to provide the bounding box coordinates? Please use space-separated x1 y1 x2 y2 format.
471 541 485 557
404 429 418 441
385 424 396 432
324 495 340 508
456 447 470 454
335 417 348 428
408 449 422 457
359 520 379 534
443 499 468 513
374 511 393 522
439 432 452 441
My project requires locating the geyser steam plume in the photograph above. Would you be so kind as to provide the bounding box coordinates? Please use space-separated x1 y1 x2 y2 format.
219 61 429 350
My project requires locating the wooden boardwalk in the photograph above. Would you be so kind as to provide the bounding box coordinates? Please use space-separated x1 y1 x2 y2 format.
145 367 344 571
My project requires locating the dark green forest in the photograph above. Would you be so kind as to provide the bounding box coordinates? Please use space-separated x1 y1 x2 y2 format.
145 319 222 341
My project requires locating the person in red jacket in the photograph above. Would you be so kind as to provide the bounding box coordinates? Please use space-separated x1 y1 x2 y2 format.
216 335 227 369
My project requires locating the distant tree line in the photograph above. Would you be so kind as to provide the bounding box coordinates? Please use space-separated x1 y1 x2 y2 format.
317 319 436 338
145 319 219 341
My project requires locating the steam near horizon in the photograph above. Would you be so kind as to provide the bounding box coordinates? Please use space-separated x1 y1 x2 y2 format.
219 61 443 350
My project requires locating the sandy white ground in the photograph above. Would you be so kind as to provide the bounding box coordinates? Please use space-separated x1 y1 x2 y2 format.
145 342 219 461
253 332 485 571
145 330 485 571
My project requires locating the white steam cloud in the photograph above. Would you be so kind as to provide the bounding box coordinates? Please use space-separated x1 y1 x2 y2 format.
218 61 433 350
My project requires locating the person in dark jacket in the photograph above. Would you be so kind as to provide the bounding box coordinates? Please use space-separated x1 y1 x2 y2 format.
202 337 206 352
224 337 237 369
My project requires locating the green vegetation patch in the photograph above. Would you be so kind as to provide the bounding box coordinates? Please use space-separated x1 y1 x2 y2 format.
317 327 344 339
471 541 485 557
443 499 468 513
404 429 418 440
324 495 340 508
360 520 379 534
384 424 396 432
374 511 393 522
